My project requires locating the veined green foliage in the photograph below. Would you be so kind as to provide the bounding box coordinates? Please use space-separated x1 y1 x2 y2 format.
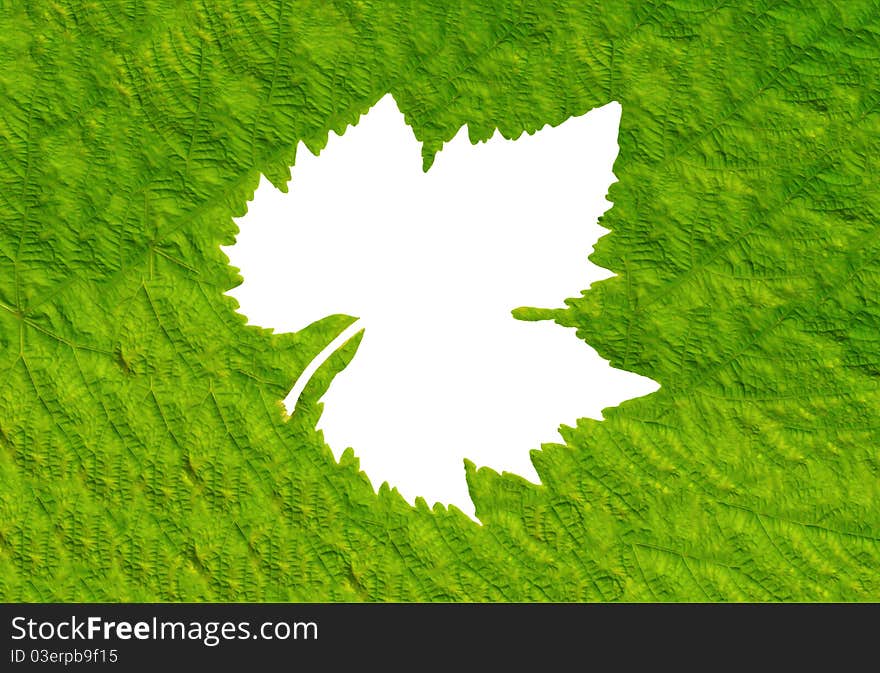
1 0 879 601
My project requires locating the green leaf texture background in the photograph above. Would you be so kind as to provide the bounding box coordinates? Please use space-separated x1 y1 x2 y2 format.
1 1 879 601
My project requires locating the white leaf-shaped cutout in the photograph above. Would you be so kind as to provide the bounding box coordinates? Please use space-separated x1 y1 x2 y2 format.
225 95 658 519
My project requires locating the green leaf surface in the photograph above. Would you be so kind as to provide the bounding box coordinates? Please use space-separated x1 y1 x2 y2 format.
1 0 879 600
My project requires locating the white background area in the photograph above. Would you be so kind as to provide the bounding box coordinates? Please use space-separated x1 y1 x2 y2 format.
224 95 658 519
